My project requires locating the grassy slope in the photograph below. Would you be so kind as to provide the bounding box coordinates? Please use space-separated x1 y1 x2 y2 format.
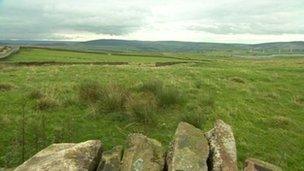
0 48 303 170
5 48 184 63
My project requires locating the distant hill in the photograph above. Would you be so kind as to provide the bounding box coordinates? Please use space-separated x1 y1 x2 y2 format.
0 39 303 53
251 41 304 50
81 39 248 52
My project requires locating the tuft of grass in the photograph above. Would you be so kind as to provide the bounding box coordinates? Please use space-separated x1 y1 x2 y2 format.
78 81 130 114
293 95 304 106
156 86 186 108
0 83 14 92
230 76 246 84
127 93 157 124
52 126 65 143
62 96 77 107
36 97 58 111
28 89 44 99
139 79 186 108
180 93 215 129
180 112 205 128
181 93 215 128
0 64 5 70
0 114 12 126
197 93 215 113
78 80 103 104
86 105 99 119
97 84 130 113
140 79 163 95
194 80 203 89
265 92 280 100
267 116 293 130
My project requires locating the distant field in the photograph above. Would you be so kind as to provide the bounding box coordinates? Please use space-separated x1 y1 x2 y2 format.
4 48 186 63
0 48 303 170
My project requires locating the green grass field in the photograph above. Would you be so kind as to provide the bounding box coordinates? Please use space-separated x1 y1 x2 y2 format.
4 48 186 63
0 48 303 170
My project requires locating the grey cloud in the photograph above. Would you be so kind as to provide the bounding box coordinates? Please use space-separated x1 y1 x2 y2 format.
0 0 304 40
187 0 304 35
0 0 151 39
189 22 304 35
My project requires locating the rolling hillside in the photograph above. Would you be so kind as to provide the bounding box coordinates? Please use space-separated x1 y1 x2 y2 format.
0 47 303 170
1 39 303 53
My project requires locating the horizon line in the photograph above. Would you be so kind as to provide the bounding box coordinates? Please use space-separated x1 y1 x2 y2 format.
1 38 304 45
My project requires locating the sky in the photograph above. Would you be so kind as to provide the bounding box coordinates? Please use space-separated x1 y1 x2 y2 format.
0 0 304 43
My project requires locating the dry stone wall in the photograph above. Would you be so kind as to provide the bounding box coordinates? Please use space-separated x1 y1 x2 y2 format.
13 120 282 171
0 46 20 59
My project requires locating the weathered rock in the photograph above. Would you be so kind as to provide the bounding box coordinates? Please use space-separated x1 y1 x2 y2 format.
15 140 102 171
167 122 209 171
205 119 238 171
97 146 123 171
244 158 282 171
121 133 165 171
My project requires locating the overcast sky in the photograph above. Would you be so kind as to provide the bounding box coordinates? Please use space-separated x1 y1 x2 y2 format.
0 0 304 43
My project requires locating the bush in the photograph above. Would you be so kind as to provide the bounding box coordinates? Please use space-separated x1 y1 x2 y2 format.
28 89 44 99
36 97 58 111
0 83 14 92
78 80 103 104
97 84 129 113
127 93 157 124
157 86 185 108
180 112 205 128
